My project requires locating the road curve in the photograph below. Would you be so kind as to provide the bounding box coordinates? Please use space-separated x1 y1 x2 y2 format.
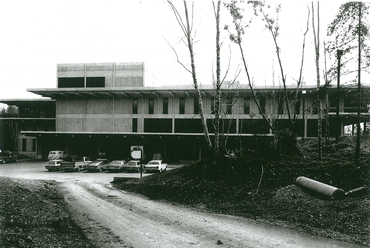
61 181 365 248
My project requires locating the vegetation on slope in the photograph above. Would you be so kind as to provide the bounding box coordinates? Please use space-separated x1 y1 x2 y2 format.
114 136 370 246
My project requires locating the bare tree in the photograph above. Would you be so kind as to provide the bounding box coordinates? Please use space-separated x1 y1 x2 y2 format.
167 1 213 152
312 1 322 159
225 1 275 132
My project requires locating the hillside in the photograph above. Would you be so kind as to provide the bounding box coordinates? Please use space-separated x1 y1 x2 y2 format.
113 136 370 246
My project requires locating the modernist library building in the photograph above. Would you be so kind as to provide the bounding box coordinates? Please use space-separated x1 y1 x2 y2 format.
1 62 369 161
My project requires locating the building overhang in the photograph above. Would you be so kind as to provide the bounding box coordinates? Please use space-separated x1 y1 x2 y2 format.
21 131 274 138
26 85 318 99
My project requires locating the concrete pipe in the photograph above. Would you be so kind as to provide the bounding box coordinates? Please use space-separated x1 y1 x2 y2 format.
295 176 345 200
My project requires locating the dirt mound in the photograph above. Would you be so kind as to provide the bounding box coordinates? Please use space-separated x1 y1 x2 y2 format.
0 177 94 248
114 136 370 246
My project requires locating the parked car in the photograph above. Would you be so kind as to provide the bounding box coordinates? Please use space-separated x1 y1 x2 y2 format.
48 151 68 160
61 157 91 172
45 159 63 171
85 159 108 172
0 151 18 164
124 160 141 172
106 160 126 172
144 160 167 173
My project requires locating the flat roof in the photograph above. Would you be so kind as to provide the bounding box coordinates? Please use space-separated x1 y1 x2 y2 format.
0 98 55 104
27 85 320 99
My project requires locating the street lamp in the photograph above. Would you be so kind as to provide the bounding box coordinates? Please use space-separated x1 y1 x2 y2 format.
336 49 343 143
302 90 306 141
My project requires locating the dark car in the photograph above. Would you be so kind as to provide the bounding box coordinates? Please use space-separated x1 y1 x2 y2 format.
0 151 18 164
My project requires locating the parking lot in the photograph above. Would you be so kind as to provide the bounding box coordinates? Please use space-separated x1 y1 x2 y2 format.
0 160 185 184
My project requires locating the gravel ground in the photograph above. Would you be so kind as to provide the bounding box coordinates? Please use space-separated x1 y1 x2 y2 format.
0 177 95 248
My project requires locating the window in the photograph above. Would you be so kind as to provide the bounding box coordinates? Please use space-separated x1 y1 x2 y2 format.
132 118 138 132
226 97 233 114
259 96 266 114
179 97 185 114
22 138 27 152
244 97 250 114
148 98 154 114
132 98 138 114
86 77 105 87
295 99 301 114
32 139 36 152
211 98 216 114
58 77 84 88
194 97 199 114
163 98 168 114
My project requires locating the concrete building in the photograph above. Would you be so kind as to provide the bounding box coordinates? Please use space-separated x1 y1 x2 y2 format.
1 62 369 161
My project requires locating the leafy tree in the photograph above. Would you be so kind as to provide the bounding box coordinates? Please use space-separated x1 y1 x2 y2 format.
326 2 370 160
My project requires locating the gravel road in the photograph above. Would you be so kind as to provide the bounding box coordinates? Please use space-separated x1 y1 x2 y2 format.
1 161 366 247
61 181 365 248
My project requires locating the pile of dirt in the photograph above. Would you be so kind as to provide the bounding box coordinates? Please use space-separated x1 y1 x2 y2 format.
0 177 95 248
114 136 370 246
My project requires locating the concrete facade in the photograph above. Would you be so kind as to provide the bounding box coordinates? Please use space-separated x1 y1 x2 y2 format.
2 62 367 161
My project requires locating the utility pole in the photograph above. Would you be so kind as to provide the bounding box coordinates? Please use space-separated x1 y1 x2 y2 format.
336 49 343 144
355 3 362 160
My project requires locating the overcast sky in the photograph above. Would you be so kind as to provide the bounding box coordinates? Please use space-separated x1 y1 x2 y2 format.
0 0 366 101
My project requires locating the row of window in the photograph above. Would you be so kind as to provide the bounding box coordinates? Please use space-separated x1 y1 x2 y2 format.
132 97 303 115
132 97 251 115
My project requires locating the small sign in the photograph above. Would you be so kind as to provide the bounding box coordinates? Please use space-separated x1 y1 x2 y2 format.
131 146 143 159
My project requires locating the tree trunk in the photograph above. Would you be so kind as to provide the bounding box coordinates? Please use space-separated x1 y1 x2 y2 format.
214 0 221 158
183 1 213 151
312 2 322 159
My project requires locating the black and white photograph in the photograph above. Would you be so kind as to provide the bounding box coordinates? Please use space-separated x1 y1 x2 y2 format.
0 0 369 247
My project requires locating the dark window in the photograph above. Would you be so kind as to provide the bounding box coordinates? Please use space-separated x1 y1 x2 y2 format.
329 93 338 111
312 100 318 114
244 97 250 114
211 98 216 114
295 99 301 114
22 138 27 152
86 77 105 87
58 77 84 88
259 96 266 114
149 98 154 114
132 118 138 132
194 97 199 114
144 119 172 133
132 98 138 114
163 98 168 114
278 96 284 115
226 97 233 114
175 119 203 133
32 139 36 152
179 97 185 114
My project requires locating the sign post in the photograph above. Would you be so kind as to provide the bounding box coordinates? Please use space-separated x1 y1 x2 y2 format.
131 146 143 178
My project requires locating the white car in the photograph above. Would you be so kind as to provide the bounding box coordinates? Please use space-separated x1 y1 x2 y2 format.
144 160 167 173
106 160 126 172
45 159 63 171
124 160 141 172
48 151 67 160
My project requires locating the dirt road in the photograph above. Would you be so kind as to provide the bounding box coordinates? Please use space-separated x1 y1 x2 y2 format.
61 181 364 248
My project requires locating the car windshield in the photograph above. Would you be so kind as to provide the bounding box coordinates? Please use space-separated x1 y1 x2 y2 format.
0 152 10 156
127 161 137 165
148 161 160 165
47 161 55 164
